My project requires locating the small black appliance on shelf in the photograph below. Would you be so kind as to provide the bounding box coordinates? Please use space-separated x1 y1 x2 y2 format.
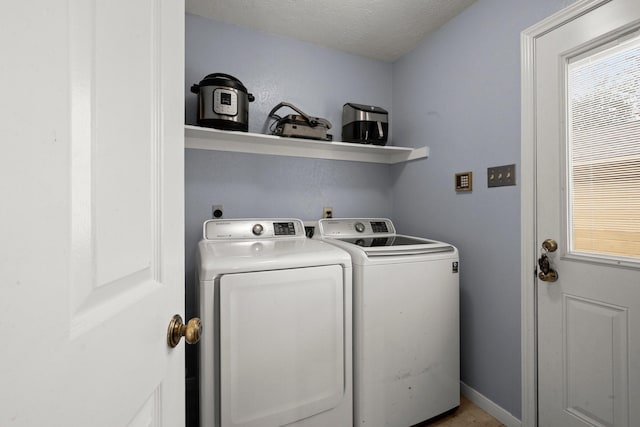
342 103 388 145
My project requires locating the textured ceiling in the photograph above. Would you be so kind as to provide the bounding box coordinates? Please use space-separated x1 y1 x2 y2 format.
185 0 477 62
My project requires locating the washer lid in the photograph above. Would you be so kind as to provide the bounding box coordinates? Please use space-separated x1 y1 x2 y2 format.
330 235 454 257
316 218 454 257
338 235 436 247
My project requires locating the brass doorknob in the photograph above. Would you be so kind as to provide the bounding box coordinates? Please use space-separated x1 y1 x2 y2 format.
542 238 558 252
167 314 202 348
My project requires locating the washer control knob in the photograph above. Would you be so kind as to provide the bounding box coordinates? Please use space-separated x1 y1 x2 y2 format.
354 222 365 233
252 223 264 236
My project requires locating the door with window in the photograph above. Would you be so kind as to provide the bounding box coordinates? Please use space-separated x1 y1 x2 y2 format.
534 0 640 425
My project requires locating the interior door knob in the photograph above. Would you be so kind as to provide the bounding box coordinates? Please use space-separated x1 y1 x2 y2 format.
167 314 202 348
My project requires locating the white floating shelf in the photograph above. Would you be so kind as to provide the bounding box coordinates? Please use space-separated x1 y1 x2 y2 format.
184 125 428 164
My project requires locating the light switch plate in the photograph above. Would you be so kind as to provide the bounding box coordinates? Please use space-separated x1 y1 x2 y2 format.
488 164 516 187
455 171 473 192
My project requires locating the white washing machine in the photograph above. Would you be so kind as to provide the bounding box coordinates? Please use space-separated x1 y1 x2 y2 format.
196 219 353 427
315 218 460 427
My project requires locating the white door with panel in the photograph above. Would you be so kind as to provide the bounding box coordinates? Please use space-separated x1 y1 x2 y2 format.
0 1 185 425
534 0 640 425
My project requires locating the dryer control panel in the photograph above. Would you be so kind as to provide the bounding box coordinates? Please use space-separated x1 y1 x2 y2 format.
203 219 305 240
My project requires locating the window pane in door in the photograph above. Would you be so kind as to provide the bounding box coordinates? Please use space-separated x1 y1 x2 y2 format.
567 32 640 261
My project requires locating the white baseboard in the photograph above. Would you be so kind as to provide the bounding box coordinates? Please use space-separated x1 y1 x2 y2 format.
460 382 522 427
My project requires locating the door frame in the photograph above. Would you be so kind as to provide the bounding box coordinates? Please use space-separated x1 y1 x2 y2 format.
520 1 612 426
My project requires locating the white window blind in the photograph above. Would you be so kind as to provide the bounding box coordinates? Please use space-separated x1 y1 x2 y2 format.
567 32 640 260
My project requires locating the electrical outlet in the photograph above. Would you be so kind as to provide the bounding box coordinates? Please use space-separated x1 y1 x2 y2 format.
212 204 224 219
323 207 333 219
488 164 516 188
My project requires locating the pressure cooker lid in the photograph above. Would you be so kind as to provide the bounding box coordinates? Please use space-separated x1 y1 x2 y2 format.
197 73 249 93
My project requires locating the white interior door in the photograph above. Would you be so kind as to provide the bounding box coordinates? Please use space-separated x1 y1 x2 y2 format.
533 1 640 426
0 1 185 425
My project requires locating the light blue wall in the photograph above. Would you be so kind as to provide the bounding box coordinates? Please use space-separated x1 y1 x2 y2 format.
391 0 576 419
185 1 578 421
185 14 394 137
184 13 395 287
185 151 394 289
184 16 396 400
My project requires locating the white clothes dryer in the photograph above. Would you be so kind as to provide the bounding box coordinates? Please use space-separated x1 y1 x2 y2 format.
196 219 353 427
315 218 460 427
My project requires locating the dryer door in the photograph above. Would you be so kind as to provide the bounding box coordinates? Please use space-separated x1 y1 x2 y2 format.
219 264 345 427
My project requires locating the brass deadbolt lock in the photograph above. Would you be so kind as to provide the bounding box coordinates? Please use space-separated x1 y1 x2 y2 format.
538 239 559 283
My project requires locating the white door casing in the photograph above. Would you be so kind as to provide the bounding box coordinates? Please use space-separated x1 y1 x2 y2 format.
522 1 640 426
0 0 185 425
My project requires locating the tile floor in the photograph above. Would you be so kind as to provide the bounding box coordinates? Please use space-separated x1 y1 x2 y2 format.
425 396 506 427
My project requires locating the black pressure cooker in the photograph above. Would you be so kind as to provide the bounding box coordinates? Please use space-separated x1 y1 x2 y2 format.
190 73 255 132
